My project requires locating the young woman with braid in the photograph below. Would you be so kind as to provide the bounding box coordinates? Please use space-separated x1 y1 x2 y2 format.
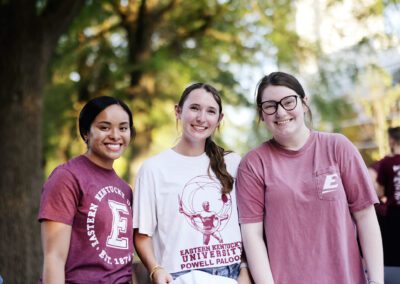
133 83 251 284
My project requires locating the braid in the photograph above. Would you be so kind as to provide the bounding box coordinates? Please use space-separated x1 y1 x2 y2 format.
205 137 234 194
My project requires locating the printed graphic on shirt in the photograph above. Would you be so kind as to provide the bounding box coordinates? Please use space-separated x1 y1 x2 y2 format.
322 173 339 194
393 165 400 205
86 185 132 265
178 175 232 245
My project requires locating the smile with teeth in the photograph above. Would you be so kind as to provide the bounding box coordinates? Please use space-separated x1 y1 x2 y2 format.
105 143 122 151
192 125 208 131
275 118 292 125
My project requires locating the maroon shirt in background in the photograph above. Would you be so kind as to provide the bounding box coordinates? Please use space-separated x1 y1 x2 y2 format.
377 154 400 213
38 155 133 284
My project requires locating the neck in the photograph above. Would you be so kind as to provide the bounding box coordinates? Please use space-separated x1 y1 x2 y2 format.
84 152 114 169
274 127 310 151
173 138 205 156
393 144 400 155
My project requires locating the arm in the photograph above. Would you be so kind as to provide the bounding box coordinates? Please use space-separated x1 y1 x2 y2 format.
368 168 385 199
237 265 253 284
241 222 274 284
352 205 384 284
41 221 72 284
134 230 173 284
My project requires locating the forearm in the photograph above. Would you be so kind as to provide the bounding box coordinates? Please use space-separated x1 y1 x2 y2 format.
41 221 71 284
134 230 173 283
133 230 158 271
353 205 384 283
42 256 66 284
241 223 274 284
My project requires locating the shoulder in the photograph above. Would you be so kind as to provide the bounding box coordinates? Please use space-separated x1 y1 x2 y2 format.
241 143 268 164
238 143 269 174
380 154 400 168
137 149 172 173
313 131 355 150
46 156 85 182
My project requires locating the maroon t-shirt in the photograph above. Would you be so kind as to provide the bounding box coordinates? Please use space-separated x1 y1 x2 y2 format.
38 155 133 283
377 154 400 215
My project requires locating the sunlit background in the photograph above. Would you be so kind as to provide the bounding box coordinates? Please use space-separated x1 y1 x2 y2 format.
1 0 399 282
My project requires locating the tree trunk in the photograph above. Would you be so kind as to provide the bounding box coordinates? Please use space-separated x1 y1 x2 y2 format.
0 1 84 282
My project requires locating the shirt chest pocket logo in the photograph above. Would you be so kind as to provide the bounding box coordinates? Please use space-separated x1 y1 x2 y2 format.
315 166 344 201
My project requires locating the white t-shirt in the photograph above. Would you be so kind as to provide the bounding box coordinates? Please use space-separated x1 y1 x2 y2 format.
133 149 242 274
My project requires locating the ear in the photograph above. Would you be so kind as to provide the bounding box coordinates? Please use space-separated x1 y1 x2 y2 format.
302 96 310 113
175 105 181 120
218 112 224 123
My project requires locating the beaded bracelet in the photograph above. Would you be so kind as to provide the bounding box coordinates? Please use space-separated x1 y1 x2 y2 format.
149 265 164 280
368 281 383 284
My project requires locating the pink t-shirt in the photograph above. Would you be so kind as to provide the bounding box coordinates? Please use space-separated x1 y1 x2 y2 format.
236 131 378 284
38 155 133 284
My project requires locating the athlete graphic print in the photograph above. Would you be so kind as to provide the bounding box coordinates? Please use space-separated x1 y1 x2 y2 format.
178 175 232 245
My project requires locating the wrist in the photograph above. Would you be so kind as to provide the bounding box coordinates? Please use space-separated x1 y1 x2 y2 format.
368 280 383 284
149 264 164 280
240 262 248 269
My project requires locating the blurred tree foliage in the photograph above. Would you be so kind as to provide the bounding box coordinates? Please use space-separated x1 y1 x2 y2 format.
43 0 308 183
1 0 399 282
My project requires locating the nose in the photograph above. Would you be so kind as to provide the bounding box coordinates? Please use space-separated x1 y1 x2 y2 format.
275 103 286 116
109 127 121 140
196 110 206 122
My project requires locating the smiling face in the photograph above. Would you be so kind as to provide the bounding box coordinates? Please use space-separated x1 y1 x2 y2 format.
176 88 223 149
261 85 308 144
85 104 131 169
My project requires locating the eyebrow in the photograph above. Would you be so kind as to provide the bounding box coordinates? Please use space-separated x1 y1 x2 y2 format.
96 121 129 125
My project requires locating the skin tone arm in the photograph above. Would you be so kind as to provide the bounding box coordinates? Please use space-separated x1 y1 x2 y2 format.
237 266 253 284
353 205 384 283
368 168 385 199
241 222 274 284
134 230 173 284
41 221 72 284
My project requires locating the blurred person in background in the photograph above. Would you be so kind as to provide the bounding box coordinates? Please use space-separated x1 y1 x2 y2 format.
376 126 400 267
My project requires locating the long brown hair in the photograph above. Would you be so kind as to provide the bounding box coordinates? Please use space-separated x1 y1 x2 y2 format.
177 83 233 194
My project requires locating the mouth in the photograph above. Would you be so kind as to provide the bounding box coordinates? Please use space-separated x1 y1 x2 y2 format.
274 118 292 126
191 125 208 131
105 143 123 151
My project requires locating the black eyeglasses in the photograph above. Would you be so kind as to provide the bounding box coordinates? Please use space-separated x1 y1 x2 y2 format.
259 95 298 115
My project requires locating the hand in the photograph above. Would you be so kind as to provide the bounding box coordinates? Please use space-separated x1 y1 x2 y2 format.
237 267 253 284
152 268 173 284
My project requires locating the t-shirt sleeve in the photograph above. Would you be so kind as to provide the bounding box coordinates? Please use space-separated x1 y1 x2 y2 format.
132 162 157 236
236 154 266 224
38 167 80 225
335 134 379 212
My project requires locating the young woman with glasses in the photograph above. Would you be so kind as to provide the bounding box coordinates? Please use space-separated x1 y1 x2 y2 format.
236 71 383 284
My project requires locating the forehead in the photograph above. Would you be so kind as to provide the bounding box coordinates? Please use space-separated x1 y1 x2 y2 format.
262 85 298 101
94 104 129 123
183 89 219 108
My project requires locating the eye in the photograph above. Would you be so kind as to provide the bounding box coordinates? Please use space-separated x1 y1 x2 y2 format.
99 126 109 131
120 126 129 132
263 104 276 110
207 109 217 115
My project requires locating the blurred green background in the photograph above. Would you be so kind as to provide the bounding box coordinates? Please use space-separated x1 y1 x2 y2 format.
1 0 399 282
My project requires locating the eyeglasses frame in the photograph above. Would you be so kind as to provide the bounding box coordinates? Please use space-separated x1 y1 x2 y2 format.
259 95 299 115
